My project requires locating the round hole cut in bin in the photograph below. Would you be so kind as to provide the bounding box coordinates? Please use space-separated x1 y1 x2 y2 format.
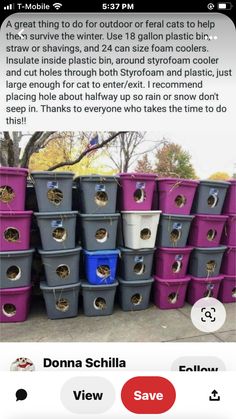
83 249 119 285
38 247 81 287
155 246 193 279
77 175 118 214
119 247 156 281
188 214 228 247
191 180 230 215
81 280 118 316
186 275 223 305
0 167 28 211
121 211 161 249
35 211 78 251
118 173 157 211
0 249 34 289
221 215 236 246
220 246 236 275
118 277 154 311
218 275 236 303
156 214 194 248
188 246 227 278
223 179 236 214
0 286 31 323
153 276 190 309
31 171 74 212
0 211 33 252
157 178 199 215
79 213 120 251
40 282 80 319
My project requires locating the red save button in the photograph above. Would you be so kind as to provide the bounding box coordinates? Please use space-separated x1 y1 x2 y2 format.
121 376 176 414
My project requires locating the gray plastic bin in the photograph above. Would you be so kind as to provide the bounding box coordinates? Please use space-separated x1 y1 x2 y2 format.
156 214 194 248
119 247 155 281
0 249 34 289
78 175 118 214
192 180 230 214
81 280 118 316
35 211 78 251
118 277 154 311
188 246 227 277
40 282 80 319
31 171 74 212
38 246 81 287
80 213 120 251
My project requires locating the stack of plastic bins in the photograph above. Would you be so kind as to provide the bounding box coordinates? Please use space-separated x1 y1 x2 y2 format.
118 173 159 311
187 180 230 305
219 179 236 303
32 171 80 320
154 178 197 309
78 175 119 316
0 167 33 323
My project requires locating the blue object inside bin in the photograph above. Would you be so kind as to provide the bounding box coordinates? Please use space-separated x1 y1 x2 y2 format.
84 249 119 285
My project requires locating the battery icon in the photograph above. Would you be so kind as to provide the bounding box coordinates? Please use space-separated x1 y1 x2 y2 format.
217 2 233 9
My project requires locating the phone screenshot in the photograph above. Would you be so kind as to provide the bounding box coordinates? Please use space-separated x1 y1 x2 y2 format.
0 0 235 417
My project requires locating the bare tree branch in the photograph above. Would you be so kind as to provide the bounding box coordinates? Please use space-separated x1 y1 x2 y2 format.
3 132 15 166
47 131 127 171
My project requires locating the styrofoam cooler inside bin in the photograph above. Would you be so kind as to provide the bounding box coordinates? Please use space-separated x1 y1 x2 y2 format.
77 175 118 214
188 246 227 278
221 215 236 246
81 280 118 316
220 246 236 275
191 180 230 214
153 276 190 309
119 247 155 281
218 275 236 303
0 211 33 251
80 213 120 251
0 249 34 289
31 171 74 212
0 167 28 211
156 214 194 248
223 179 236 214
118 277 154 311
118 173 157 211
155 247 193 279
187 275 223 305
38 246 81 287
157 178 199 215
35 211 78 251
0 286 31 323
188 214 228 247
84 249 119 285
121 211 161 249
40 282 80 319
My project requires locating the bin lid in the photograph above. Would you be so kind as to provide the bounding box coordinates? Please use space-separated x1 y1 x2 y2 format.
190 275 224 282
35 211 78 218
161 213 194 220
38 246 82 256
193 246 227 252
121 210 161 215
193 214 228 221
154 275 191 284
77 175 118 182
84 249 120 256
0 211 33 218
156 246 193 253
198 180 230 187
0 248 34 257
79 213 120 220
31 171 74 178
0 166 28 176
119 247 156 254
158 177 199 186
118 277 154 286
81 279 119 290
119 172 157 180
40 281 80 291
0 285 32 295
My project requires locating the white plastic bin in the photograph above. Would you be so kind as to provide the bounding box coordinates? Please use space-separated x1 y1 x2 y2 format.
121 211 161 249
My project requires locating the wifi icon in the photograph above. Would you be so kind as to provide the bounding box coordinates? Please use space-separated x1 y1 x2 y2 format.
53 3 62 10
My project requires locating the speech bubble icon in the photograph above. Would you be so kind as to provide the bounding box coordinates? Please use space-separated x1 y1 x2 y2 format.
16 389 27 401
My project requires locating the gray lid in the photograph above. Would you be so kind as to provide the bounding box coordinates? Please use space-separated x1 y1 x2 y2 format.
79 213 120 220
0 248 35 257
118 277 154 286
161 213 194 220
40 281 80 291
193 246 227 252
81 280 119 290
35 211 78 218
38 246 81 257
78 175 118 182
119 247 156 254
31 171 74 178
199 180 230 187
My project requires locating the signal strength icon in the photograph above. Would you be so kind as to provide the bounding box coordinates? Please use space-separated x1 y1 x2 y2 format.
53 2 62 9
4 4 14 10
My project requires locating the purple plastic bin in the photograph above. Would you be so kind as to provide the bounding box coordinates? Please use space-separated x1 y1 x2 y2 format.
187 275 223 305
0 211 32 251
153 275 190 309
221 215 236 246
118 173 157 211
218 275 236 303
220 246 236 275
155 247 193 279
223 179 236 214
0 286 31 322
188 214 228 247
0 167 28 211
157 178 199 215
